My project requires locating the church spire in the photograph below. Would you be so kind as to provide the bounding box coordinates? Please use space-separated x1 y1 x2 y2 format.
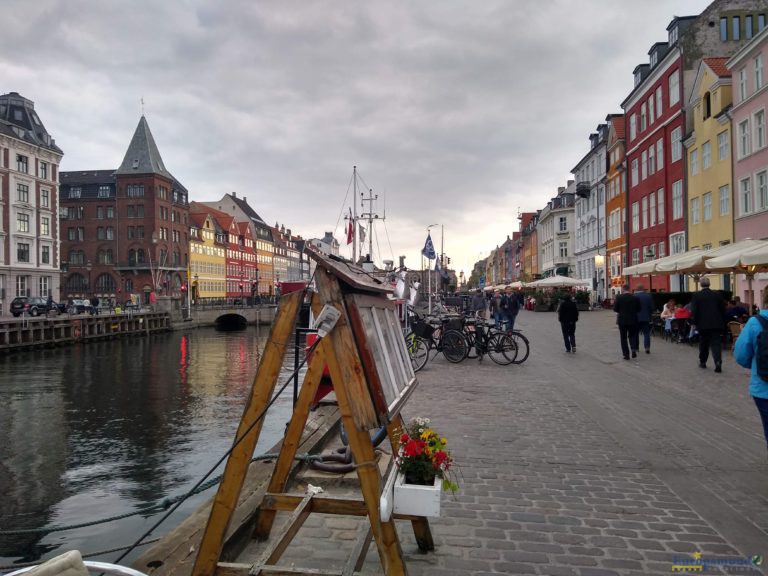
115 116 173 179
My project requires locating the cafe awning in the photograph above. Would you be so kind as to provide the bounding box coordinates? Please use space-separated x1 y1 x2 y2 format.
654 239 766 274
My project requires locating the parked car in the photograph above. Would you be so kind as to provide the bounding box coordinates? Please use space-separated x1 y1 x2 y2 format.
10 297 55 317
67 299 93 315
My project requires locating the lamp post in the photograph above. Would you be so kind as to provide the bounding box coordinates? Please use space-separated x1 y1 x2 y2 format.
193 274 199 305
426 223 439 313
239 272 244 306
86 260 92 298
594 253 605 304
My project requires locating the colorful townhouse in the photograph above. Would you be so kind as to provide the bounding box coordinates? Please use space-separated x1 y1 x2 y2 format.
572 124 608 302
0 92 63 314
684 58 735 291
188 207 226 301
727 24 768 303
605 114 627 298
536 181 575 278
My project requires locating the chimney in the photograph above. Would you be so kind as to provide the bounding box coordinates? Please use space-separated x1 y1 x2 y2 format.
243 196 246 202
232 191 237 198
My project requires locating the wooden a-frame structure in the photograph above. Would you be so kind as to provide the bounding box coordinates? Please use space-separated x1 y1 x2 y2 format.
192 252 433 576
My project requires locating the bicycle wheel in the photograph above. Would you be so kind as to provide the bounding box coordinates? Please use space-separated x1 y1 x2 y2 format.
405 331 430 372
508 330 530 364
488 333 516 365
464 327 477 359
441 329 468 363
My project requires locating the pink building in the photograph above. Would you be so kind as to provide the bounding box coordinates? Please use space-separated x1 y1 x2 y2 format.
728 24 768 305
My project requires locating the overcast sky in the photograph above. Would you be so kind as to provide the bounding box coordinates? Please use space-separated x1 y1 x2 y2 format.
3 0 711 278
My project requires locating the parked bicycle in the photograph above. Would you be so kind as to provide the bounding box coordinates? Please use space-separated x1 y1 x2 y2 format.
462 315 517 364
404 310 469 367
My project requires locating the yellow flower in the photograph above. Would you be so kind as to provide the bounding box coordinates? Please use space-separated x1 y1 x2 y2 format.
420 429 434 441
441 438 447 445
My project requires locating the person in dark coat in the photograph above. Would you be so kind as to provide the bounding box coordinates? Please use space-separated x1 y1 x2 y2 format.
634 285 655 354
690 276 727 372
557 293 579 353
614 283 641 360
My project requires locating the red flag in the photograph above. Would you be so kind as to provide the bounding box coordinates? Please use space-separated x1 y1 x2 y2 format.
346 208 354 244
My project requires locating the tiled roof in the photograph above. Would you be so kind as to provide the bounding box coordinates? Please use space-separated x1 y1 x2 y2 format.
191 202 234 229
704 57 731 78
612 116 625 139
189 212 208 229
61 169 116 185
116 116 173 179
0 92 63 154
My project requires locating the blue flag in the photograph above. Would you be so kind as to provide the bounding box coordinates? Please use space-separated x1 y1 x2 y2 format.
422 233 436 260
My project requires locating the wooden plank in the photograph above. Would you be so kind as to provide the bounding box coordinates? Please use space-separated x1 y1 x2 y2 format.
306 251 390 294
409 518 434 552
192 291 304 576
342 525 373 576
254 494 313 568
252 340 326 540
218 563 341 576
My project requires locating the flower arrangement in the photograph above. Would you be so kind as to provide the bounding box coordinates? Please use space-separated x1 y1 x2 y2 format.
396 417 458 493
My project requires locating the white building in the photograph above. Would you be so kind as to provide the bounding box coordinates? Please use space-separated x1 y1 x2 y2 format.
309 232 340 256
537 181 575 278
0 92 63 314
571 124 608 302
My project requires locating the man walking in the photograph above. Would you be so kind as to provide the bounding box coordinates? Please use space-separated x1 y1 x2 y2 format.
614 283 640 360
471 289 487 319
557 293 579 353
501 285 520 331
690 276 727 372
634 285 654 354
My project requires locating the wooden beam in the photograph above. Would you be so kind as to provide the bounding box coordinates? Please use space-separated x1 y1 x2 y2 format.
192 291 303 576
255 494 313 568
342 525 373 575
218 563 342 576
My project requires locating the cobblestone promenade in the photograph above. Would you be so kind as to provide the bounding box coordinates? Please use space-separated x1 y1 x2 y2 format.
261 309 768 575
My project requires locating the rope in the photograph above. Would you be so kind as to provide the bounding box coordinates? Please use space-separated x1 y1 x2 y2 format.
0 538 161 571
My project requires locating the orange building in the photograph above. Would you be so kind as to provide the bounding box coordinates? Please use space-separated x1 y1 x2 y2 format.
605 114 626 298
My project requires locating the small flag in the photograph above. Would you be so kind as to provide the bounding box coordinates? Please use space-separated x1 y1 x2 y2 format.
422 233 436 260
359 223 366 244
346 209 353 245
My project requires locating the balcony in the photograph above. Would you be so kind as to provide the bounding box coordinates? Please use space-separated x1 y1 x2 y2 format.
575 182 591 198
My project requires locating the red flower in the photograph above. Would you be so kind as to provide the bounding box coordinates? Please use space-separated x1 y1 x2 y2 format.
403 439 425 457
433 450 449 468
401 433 410 443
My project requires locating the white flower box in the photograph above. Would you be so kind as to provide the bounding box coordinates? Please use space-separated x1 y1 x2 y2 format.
393 471 441 517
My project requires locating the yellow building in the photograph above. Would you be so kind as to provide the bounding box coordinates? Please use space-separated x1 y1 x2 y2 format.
189 211 226 300
684 58 734 291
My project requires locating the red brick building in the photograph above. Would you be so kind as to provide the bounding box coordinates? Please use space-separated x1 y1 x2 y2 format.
60 116 189 304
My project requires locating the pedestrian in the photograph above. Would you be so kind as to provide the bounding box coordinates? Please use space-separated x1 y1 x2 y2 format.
470 289 486 318
489 289 503 328
690 276 727 372
557 293 579 353
733 289 768 452
501 285 520 331
613 283 640 360
90 294 99 316
634 284 654 354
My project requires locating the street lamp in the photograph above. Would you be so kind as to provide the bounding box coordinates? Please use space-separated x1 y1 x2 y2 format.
193 274 199 305
86 260 92 297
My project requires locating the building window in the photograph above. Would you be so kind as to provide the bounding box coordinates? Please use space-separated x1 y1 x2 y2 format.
690 149 699 176
671 127 682 161
640 103 647 131
629 114 637 140
128 226 135 239
703 192 712 221
642 196 649 229
106 206 114 219
719 184 730 215
558 241 568 258
97 227 105 240
41 216 49 236
718 131 729 160
733 16 741 41
720 16 728 40
39 161 48 180
127 184 145 197
657 138 664 170
631 159 639 186
17 212 30 233
16 154 28 173
641 150 648 179
649 193 657 227
691 197 700 225
757 170 768 211
755 109 766 150
106 226 114 240
739 119 751 157
760 14 766 31
655 86 663 119
97 206 104 219
558 216 567 232
702 141 711 169
670 232 686 255
703 93 711 119
659 241 666 257
739 68 747 102
669 70 680 106
17 242 30 263
69 187 82 199
39 188 49 208
632 248 640 266
648 144 655 175
746 15 754 39
672 180 683 220
42 246 50 265
17 183 29 203
740 177 753 215
16 275 28 297
631 201 639 233
98 185 110 198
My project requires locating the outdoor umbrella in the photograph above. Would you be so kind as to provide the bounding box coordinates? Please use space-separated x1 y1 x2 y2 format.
528 275 589 288
654 238 766 274
623 252 687 276
704 239 768 308
509 281 525 289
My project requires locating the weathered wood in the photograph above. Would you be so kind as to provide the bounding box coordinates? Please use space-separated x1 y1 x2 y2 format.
314 268 407 576
260 493 422 520
192 291 304 576
342 524 373 576
254 494 313 568
217 563 342 576
409 518 435 552
252 339 326 540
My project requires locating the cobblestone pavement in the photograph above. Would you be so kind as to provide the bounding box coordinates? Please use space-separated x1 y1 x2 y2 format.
245 309 768 575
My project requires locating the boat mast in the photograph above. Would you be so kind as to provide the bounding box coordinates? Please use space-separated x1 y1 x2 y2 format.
360 188 380 265
352 166 358 264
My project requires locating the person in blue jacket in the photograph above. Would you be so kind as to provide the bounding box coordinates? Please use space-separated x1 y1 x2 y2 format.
733 290 768 450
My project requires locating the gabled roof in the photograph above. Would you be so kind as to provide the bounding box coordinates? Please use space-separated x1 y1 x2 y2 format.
703 57 731 78
191 201 234 229
189 212 209 230
238 221 253 237
611 115 625 140
116 116 173 179
230 194 268 226
0 92 63 154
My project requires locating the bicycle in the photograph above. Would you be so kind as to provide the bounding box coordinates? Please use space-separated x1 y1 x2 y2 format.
462 315 517 364
504 329 530 364
405 311 469 364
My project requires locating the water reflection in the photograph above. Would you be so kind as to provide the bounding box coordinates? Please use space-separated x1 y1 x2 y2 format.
0 326 298 567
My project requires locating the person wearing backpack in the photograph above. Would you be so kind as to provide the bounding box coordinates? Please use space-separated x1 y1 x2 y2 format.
733 290 768 451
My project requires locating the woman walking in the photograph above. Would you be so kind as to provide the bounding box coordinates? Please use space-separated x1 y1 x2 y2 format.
558 293 579 353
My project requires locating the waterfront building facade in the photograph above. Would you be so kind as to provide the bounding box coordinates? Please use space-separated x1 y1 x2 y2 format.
60 116 189 304
728 25 768 303
536 182 575 278
189 210 225 301
0 92 63 314
685 58 735 291
605 114 627 297
572 124 608 302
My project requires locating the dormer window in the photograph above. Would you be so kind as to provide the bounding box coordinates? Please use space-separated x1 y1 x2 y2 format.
703 93 712 120
669 26 678 45
650 51 658 67
132 159 139 169
634 70 642 87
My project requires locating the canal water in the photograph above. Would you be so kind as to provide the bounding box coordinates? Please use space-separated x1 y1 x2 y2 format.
0 327 301 569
